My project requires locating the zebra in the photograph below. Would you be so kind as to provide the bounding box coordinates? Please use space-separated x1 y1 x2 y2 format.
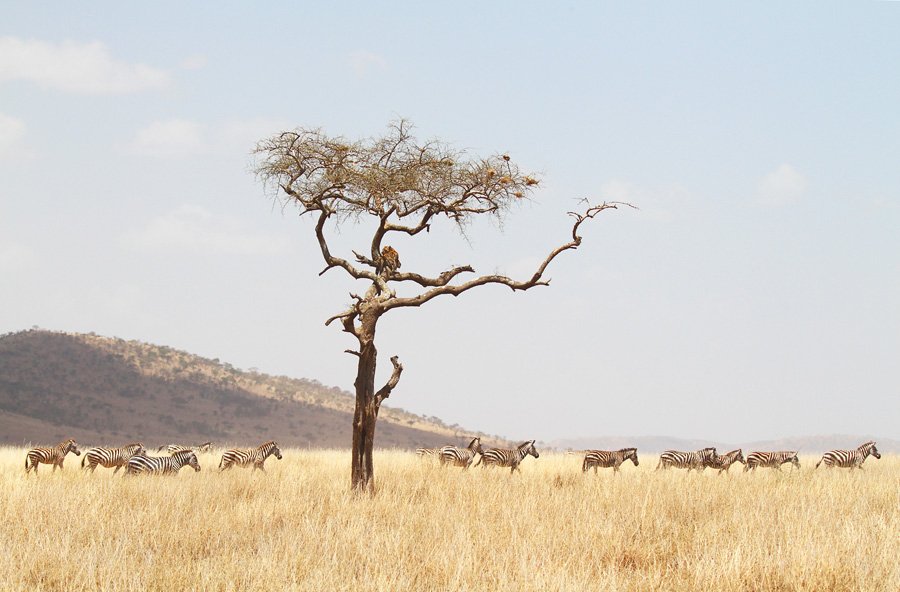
744 450 800 472
708 449 745 474
125 449 201 476
474 440 539 473
415 447 442 459
439 437 483 468
581 448 639 474
815 441 881 470
81 443 146 474
219 441 283 472
158 441 212 454
25 439 81 474
655 447 718 471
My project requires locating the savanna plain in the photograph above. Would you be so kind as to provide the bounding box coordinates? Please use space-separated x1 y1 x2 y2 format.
1 446 897 592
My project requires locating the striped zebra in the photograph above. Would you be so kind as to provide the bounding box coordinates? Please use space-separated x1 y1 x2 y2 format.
474 440 539 473
158 441 212 454
815 441 881 470
81 443 146 474
415 447 442 459
219 441 283 472
439 438 483 468
655 447 718 471
581 447 639 474
708 449 745 474
25 439 81 474
744 450 800 472
125 449 201 476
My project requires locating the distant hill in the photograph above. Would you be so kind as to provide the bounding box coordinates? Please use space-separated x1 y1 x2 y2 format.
0 330 502 450
550 434 900 455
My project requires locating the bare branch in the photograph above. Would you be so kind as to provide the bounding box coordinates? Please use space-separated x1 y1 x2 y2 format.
389 265 475 288
324 309 356 328
374 355 403 410
313 209 375 282
568 200 637 242
382 201 625 312
352 250 376 269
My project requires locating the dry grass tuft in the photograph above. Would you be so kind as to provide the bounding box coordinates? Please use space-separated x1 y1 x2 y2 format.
1 447 898 591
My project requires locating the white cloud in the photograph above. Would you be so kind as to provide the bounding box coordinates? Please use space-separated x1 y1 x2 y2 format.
129 119 207 158
0 36 171 93
0 112 27 157
756 164 808 206
122 205 289 256
348 51 388 77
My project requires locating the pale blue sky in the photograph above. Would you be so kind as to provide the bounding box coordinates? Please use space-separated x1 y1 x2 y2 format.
2 2 898 444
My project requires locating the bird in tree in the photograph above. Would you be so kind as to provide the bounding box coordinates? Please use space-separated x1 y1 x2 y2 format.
253 118 628 492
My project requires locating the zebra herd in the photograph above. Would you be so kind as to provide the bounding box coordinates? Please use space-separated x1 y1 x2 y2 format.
419 440 884 475
416 439 541 473
652 442 880 473
22 439 282 476
22 438 884 477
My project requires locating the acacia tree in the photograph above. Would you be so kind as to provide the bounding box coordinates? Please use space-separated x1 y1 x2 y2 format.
254 119 623 492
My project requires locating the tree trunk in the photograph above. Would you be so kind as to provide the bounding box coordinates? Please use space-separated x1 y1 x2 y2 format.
348 309 404 493
350 336 378 492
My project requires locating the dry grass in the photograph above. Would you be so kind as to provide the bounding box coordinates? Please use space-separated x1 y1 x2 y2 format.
1 447 897 591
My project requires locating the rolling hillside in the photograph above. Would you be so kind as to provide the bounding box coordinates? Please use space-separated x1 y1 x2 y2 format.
3 330 892 456
0 330 501 449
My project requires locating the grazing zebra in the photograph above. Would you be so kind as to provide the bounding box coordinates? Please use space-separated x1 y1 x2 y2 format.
439 438 483 468
655 447 718 472
474 440 540 473
219 441 283 472
815 441 881 470
25 439 81 474
708 449 745 474
581 448 639 474
125 449 201 476
744 450 800 472
158 441 212 454
81 443 146 474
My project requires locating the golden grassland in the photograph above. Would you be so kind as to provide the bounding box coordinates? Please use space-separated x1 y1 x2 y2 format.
1 446 898 592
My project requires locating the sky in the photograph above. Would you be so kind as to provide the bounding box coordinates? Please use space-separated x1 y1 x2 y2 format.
1 2 898 445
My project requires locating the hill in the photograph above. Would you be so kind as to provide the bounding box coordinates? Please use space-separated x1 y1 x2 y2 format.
0 330 501 450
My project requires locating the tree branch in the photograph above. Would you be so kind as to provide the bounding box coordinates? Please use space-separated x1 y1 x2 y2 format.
314 209 376 282
324 294 364 340
389 265 475 288
382 201 628 312
374 355 403 411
